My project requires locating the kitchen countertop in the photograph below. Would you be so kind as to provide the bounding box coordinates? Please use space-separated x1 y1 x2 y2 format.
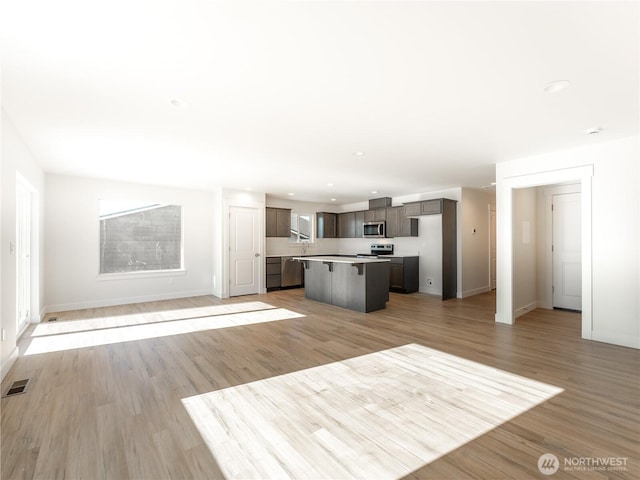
293 256 390 264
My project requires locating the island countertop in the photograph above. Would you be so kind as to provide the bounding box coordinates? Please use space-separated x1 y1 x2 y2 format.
292 256 390 264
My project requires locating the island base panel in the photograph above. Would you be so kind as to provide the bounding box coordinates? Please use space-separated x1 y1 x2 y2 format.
302 260 389 313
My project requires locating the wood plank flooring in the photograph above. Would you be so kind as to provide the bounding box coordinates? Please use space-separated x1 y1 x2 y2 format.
1 290 639 479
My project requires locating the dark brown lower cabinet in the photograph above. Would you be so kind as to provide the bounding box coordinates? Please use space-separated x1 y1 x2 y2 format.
266 257 281 291
441 199 457 301
389 256 419 293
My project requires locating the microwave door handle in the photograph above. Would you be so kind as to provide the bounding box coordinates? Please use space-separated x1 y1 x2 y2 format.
378 224 383 236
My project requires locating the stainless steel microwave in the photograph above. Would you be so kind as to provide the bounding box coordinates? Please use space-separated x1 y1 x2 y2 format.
363 221 386 238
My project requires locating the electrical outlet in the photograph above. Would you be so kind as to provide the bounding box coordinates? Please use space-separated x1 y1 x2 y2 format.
427 278 433 286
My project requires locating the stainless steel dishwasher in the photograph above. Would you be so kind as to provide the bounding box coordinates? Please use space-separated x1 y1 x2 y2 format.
281 256 304 287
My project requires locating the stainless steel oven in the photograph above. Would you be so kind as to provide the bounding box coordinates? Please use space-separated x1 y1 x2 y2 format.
363 221 386 238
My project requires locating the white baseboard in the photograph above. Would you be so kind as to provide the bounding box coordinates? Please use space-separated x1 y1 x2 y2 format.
1 346 19 382
591 330 640 349
42 289 213 315
461 285 491 298
495 312 513 324
515 301 538 319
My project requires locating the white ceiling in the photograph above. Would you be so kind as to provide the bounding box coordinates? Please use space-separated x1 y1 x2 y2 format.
2 1 638 204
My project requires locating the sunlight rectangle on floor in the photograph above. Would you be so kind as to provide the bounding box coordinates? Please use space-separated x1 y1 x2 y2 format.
34 301 277 336
25 307 304 355
182 343 563 480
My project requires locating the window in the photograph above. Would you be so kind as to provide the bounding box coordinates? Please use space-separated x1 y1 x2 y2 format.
290 213 313 243
99 200 182 274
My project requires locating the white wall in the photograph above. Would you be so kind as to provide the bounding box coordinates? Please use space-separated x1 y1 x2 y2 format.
460 187 495 297
512 187 537 316
496 135 639 349
211 188 224 298
44 174 214 312
1 109 46 380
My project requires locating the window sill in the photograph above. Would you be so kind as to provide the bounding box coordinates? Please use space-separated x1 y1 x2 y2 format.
97 269 186 281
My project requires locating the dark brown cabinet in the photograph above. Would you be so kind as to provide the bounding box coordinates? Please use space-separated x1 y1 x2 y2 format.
441 199 457 301
398 207 419 237
385 207 399 237
403 202 421 216
354 211 365 238
337 211 367 238
266 207 291 237
385 206 418 238
403 199 442 216
390 198 456 299
390 262 404 290
338 212 356 238
389 256 419 293
421 199 442 215
316 212 337 238
266 257 282 290
364 209 386 222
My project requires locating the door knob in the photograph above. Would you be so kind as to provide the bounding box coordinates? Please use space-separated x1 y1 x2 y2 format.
255 253 260 257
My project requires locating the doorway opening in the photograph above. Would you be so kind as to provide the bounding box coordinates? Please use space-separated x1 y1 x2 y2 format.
496 165 592 341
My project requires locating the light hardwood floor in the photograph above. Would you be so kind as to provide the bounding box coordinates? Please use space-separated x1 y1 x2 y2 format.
1 290 638 479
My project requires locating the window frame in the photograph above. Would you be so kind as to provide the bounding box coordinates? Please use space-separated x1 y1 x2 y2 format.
289 212 315 244
97 200 185 279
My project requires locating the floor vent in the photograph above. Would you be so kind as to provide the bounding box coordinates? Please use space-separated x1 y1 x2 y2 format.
3 379 30 397
48 317 58 322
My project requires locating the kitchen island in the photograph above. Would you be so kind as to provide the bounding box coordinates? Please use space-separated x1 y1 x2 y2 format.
293 256 390 312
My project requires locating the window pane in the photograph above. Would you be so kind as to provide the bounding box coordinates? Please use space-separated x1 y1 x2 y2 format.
289 212 313 243
99 202 182 274
299 215 311 240
290 213 299 241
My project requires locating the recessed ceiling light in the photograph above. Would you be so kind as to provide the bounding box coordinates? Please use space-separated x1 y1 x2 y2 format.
371 190 378 194
330 198 337 202
287 192 295 196
353 151 365 156
585 127 603 135
544 80 571 94
170 98 189 108
327 183 335 187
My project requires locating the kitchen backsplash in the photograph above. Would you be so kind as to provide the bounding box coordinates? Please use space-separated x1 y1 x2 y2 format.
266 236 421 257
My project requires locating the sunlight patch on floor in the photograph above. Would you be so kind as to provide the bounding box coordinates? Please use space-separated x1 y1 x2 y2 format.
182 343 563 480
25 307 304 355
33 301 276 337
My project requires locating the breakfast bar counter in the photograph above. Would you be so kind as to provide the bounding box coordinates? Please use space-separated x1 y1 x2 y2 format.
293 256 390 312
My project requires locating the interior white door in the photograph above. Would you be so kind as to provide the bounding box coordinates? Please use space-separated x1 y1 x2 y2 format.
229 206 261 296
16 179 32 333
552 193 582 310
